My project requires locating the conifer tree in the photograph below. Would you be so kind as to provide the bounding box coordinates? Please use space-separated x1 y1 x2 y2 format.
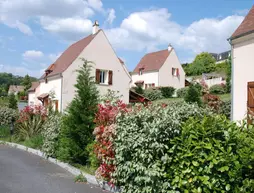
184 84 202 106
58 59 99 164
8 93 18 109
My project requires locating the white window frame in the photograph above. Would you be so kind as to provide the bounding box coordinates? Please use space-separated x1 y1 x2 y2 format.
99 70 109 85
172 68 178 77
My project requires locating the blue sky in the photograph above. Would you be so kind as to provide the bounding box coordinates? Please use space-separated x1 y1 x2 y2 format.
0 0 253 77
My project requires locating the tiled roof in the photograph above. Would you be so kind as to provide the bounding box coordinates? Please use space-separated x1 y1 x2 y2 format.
8 85 24 93
28 82 40 92
231 5 254 39
133 49 171 73
41 30 101 79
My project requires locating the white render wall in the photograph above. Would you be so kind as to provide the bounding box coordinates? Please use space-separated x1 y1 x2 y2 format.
131 71 159 88
232 34 254 121
39 77 62 111
28 92 35 105
62 30 131 110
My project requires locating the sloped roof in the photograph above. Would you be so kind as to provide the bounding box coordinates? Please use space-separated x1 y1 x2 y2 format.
28 82 40 92
231 5 254 39
41 30 101 79
133 49 171 73
118 57 124 64
8 85 24 93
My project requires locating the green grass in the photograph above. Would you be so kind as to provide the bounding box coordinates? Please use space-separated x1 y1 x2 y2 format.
218 93 231 101
0 97 8 107
72 163 97 175
0 125 10 141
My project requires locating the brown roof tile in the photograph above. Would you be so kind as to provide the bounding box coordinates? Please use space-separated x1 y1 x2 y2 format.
41 30 100 79
133 49 171 73
8 85 24 93
28 82 40 92
231 5 254 39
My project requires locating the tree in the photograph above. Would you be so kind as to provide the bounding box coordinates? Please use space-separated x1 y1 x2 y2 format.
22 74 32 91
226 57 232 93
184 84 202 106
186 52 216 76
8 93 18 109
57 59 99 164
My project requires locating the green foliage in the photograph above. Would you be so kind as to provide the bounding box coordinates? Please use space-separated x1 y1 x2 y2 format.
184 84 202 106
22 135 44 149
86 142 99 169
209 84 226 94
114 102 212 193
22 74 32 91
215 61 228 74
0 125 10 138
166 116 254 192
8 93 18 109
0 107 18 126
226 57 232 93
193 83 202 94
159 87 175 98
134 85 144 95
100 89 122 105
217 99 231 119
177 87 189 98
42 113 62 157
143 88 163 101
185 52 216 76
74 174 87 183
57 59 99 165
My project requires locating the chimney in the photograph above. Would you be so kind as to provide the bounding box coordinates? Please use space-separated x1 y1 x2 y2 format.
92 20 99 34
168 43 173 52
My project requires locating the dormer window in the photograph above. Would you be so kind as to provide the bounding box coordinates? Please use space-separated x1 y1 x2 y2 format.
139 69 143 75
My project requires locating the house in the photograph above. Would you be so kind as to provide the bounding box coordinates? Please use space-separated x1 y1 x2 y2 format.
210 51 231 64
28 21 131 112
28 82 40 106
131 45 185 89
8 85 24 95
229 5 254 121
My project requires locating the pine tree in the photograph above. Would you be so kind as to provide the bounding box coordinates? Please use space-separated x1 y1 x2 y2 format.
8 93 18 109
22 74 32 91
57 59 99 164
184 84 202 106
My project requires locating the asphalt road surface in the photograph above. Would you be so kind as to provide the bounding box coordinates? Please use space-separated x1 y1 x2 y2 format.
0 145 105 193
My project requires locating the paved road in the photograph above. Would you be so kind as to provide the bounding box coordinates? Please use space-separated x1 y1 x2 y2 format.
0 145 105 193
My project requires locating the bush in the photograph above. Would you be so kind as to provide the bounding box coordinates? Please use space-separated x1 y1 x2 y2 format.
165 116 254 192
177 87 188 98
134 86 144 95
114 102 212 192
184 84 202 106
0 107 18 126
8 93 18 109
42 113 62 157
22 135 44 149
159 87 175 98
57 59 99 165
209 84 226 94
217 99 231 119
0 126 10 138
194 82 202 94
143 88 163 101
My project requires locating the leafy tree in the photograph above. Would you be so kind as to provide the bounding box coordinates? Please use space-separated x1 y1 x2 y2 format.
8 93 18 109
226 57 232 93
134 85 144 95
184 84 202 106
22 74 32 91
185 52 216 76
57 59 99 164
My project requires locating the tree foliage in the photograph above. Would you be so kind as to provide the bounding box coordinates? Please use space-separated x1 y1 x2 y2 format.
22 74 32 91
184 84 202 106
57 59 99 165
8 93 18 109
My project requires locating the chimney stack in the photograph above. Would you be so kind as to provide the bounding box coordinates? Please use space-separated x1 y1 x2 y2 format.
92 20 99 34
168 43 173 52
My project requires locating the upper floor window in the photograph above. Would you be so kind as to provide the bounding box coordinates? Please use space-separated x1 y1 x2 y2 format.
172 68 179 77
96 69 113 85
139 69 143 75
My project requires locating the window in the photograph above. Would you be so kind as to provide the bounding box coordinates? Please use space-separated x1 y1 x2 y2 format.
172 68 179 77
145 83 155 89
139 69 143 75
96 69 113 85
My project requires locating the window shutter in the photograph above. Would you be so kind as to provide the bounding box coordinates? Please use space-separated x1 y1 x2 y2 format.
108 70 113 85
152 83 155 87
177 68 179 76
172 68 174 76
96 69 100 83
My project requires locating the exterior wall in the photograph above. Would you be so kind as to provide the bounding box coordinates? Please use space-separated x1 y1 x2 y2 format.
62 31 131 110
158 49 185 89
39 77 62 111
28 85 41 106
204 78 226 88
231 34 254 121
131 71 159 88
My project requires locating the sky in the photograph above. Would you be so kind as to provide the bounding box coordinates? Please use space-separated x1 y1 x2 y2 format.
0 0 253 77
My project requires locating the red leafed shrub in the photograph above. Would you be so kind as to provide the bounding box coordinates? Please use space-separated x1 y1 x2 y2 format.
17 105 47 123
203 93 222 110
93 100 129 182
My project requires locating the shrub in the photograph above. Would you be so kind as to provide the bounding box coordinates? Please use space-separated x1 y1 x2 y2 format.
114 102 212 192
8 93 18 109
134 86 144 95
22 135 44 149
165 116 254 192
177 87 188 98
42 113 62 157
0 107 18 126
194 82 202 94
15 105 46 141
159 87 175 98
203 93 222 111
57 59 99 165
143 88 163 101
0 125 10 138
184 84 202 106
209 84 226 94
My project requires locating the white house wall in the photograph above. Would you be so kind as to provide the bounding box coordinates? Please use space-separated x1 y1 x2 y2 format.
28 92 35 105
131 71 159 88
62 31 131 110
159 49 185 89
232 34 254 121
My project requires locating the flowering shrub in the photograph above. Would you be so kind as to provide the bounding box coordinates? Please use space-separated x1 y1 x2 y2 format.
143 88 163 101
93 100 129 182
0 107 18 126
15 105 47 140
203 93 222 111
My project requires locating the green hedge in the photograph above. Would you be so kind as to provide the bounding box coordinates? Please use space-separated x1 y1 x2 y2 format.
0 107 18 126
209 84 226 94
143 88 163 101
177 87 189 98
159 87 175 98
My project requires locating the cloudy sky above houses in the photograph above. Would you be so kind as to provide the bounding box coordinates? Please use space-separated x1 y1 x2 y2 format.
0 0 252 77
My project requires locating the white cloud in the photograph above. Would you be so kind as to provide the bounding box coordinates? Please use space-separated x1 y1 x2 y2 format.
23 50 44 60
87 0 103 11
0 64 43 77
106 9 116 25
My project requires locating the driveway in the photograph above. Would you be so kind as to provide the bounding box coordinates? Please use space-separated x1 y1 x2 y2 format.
0 145 105 193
